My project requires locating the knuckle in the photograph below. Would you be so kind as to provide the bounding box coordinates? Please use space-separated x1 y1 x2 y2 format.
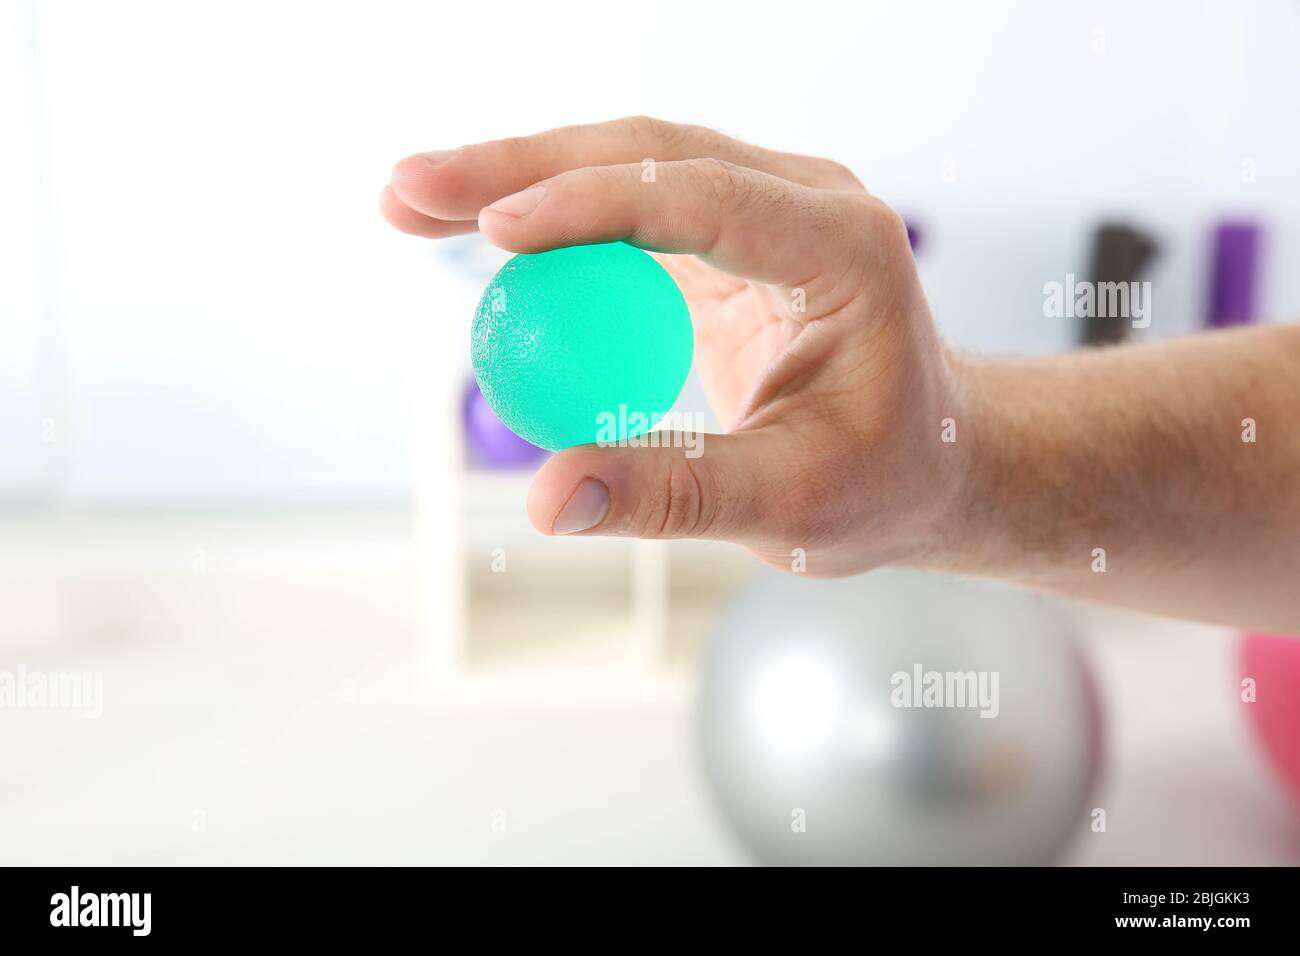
838 189 880 224
864 196 908 240
648 455 717 539
838 193 907 251
809 192 871 262
874 201 910 243
620 114 685 151
690 157 750 208
663 457 703 538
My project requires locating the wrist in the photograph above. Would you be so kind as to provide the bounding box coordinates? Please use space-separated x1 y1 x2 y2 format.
914 349 1015 575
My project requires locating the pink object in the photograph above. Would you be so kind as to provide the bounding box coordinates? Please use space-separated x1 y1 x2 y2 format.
1240 632 1300 801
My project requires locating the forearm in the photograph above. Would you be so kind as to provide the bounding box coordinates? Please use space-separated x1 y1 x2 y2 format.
934 323 1300 631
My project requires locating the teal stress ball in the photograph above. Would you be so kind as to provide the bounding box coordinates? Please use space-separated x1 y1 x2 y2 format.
471 242 694 451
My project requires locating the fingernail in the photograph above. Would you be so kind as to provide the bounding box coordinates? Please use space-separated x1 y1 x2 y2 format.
553 478 609 534
485 185 546 219
416 149 457 166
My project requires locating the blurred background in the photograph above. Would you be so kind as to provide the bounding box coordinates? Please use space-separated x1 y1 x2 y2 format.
2 0 1299 864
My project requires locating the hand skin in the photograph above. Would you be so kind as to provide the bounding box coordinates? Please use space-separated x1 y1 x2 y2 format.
382 117 1300 633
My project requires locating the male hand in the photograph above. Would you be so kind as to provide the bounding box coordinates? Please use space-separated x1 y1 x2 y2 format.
382 117 962 577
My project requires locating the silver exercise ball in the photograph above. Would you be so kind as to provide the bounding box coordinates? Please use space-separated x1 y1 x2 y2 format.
697 569 1103 866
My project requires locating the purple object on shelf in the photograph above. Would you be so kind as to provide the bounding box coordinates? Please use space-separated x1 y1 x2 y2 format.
462 379 548 468
1208 222 1260 328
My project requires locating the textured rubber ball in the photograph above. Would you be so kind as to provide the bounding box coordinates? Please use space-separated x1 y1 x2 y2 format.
471 242 694 451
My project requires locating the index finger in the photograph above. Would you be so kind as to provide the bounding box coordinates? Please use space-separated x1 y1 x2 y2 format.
389 115 864 222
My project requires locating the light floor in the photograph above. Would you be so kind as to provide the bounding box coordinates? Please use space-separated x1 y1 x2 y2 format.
1 514 1296 865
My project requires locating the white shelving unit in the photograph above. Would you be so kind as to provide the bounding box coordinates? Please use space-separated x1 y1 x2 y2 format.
419 455 753 707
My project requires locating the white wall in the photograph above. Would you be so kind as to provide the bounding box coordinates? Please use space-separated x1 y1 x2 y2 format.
5 0 1298 504
0 5 45 494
